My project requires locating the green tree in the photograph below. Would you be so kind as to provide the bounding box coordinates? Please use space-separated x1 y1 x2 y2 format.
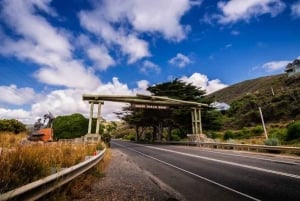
286 121 300 141
120 79 215 141
53 113 88 139
0 119 27 134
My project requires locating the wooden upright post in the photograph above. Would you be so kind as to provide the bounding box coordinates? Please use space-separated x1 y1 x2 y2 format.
191 107 202 134
96 101 103 135
198 108 202 134
88 102 94 134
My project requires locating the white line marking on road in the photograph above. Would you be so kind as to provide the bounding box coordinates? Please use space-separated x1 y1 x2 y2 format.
184 147 299 165
113 141 261 201
142 145 300 179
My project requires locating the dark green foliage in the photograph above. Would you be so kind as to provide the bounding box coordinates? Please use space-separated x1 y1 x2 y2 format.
206 131 221 139
171 133 181 141
123 134 135 141
202 110 223 131
223 130 234 140
223 127 264 141
0 119 27 134
269 128 286 142
53 113 88 139
251 126 264 136
101 133 111 146
286 121 300 141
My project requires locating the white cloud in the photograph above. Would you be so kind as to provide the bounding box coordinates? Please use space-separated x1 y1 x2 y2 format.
291 1 300 18
77 34 115 71
140 61 161 74
169 53 191 68
31 88 88 117
180 73 228 94
262 60 290 72
1 0 71 58
79 8 150 64
30 77 151 122
217 0 286 24
87 46 115 70
100 0 194 41
79 0 197 63
137 80 149 91
0 0 101 90
0 85 35 105
0 108 32 123
34 62 100 90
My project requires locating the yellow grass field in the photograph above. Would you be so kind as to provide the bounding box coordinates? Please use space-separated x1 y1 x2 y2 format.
0 132 104 194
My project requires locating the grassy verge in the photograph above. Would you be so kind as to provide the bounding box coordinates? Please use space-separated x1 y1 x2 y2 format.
0 132 104 194
44 149 112 201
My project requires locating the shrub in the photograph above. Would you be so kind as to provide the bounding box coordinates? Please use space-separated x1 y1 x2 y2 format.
264 138 280 146
223 130 234 140
124 134 135 141
286 121 300 141
53 113 88 139
269 128 287 142
241 127 251 139
251 125 264 136
206 131 221 139
171 134 181 141
0 119 27 134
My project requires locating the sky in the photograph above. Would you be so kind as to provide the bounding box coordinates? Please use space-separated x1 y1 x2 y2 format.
0 0 300 124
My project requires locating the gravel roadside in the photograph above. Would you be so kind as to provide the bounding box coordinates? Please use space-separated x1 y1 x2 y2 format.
77 148 184 201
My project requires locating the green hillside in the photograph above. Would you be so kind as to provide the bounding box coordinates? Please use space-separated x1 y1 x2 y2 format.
208 73 300 128
208 73 297 104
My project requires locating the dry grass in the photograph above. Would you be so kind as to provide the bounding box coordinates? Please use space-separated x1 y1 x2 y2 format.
0 132 27 148
0 132 104 194
46 148 112 201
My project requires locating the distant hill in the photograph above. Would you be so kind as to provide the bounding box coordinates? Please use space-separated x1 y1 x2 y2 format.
208 73 299 104
207 73 300 127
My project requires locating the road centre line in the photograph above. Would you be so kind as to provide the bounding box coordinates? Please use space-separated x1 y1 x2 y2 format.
140 144 300 179
114 141 261 201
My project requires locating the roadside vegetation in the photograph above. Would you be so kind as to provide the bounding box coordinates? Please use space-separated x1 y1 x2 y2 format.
0 131 104 194
0 114 113 194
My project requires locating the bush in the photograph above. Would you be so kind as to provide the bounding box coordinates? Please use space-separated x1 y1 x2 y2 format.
251 126 264 136
171 134 181 141
53 113 88 139
124 134 135 141
206 131 221 139
223 131 234 140
269 128 287 142
286 121 300 141
0 119 27 134
264 138 280 146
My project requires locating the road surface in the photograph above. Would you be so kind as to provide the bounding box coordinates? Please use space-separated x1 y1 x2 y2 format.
111 140 300 201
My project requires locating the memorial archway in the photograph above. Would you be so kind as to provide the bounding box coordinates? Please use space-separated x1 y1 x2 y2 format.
82 94 208 142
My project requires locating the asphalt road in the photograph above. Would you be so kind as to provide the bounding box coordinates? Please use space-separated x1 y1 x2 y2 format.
111 140 300 201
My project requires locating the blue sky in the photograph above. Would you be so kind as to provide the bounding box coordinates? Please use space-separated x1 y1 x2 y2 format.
0 0 300 123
